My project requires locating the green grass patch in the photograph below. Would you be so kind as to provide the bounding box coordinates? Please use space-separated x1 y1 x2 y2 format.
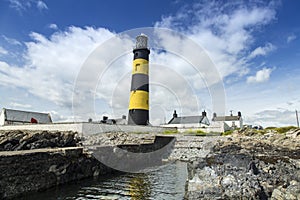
274 126 297 134
264 126 297 134
222 130 234 136
130 132 149 134
265 127 277 130
162 129 178 134
182 129 219 136
183 129 205 136
196 129 205 134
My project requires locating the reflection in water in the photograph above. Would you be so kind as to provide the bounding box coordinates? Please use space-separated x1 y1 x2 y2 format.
25 161 187 200
128 175 151 199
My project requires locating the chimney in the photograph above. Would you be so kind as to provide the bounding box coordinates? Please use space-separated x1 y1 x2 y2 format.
173 110 178 118
238 111 242 117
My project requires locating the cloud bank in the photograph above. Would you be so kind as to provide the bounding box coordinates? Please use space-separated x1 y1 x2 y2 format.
1 1 285 125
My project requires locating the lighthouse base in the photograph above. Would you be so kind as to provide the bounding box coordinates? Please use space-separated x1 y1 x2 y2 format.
128 109 149 125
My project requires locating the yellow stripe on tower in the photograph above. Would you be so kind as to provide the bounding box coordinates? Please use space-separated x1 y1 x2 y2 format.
132 59 149 75
128 90 149 110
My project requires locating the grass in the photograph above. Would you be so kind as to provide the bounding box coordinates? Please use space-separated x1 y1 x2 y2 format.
222 130 234 136
237 126 299 136
162 129 179 134
264 126 297 134
183 129 221 136
183 129 205 136
274 126 298 134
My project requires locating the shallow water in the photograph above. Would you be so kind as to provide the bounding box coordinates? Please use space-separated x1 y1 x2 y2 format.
25 161 187 200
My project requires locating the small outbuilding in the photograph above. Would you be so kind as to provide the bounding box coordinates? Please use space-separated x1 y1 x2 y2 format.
0 108 52 126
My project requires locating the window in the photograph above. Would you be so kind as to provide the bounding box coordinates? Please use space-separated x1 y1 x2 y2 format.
135 63 140 71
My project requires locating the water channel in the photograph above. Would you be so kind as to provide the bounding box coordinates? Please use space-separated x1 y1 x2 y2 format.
25 161 188 200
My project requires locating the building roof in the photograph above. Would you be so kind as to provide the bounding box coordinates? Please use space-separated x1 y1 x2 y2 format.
2 108 52 124
212 116 241 122
168 116 209 125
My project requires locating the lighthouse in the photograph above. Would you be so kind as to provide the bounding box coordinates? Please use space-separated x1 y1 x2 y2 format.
128 34 150 125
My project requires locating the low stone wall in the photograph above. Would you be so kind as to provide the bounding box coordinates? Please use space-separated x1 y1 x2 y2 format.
0 147 116 199
85 135 176 172
0 123 176 136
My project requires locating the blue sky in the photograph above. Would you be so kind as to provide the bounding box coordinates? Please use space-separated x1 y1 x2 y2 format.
0 0 300 127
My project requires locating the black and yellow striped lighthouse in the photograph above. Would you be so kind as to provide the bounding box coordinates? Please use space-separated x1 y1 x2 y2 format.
128 34 150 125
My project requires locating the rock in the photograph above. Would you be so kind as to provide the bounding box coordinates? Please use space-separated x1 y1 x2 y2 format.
0 130 80 151
184 132 300 199
271 180 300 200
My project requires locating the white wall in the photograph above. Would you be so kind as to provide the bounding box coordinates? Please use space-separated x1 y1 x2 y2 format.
0 109 5 126
0 123 175 136
161 123 208 129
0 123 83 133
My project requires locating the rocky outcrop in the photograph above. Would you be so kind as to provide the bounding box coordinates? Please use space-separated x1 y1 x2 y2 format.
185 129 300 199
0 131 175 198
0 130 80 151
0 147 116 199
0 130 118 199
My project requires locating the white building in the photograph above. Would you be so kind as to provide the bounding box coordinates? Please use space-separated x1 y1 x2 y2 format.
211 111 243 132
0 108 52 126
162 110 210 132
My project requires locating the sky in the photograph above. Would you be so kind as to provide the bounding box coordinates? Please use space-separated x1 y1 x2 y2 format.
0 0 300 127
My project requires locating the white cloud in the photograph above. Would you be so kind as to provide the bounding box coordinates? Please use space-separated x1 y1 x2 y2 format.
0 27 114 109
0 1 280 125
2 35 22 46
8 0 25 11
287 34 297 43
155 1 276 79
36 1 48 10
9 102 32 109
245 109 298 127
8 0 48 12
48 23 58 30
247 67 273 83
249 43 276 58
0 47 8 55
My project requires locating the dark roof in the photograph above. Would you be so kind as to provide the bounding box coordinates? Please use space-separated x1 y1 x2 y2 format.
2 108 52 123
212 116 241 122
168 116 209 125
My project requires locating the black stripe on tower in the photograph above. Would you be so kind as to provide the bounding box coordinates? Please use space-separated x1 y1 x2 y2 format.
130 74 149 92
128 110 149 125
133 49 150 60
